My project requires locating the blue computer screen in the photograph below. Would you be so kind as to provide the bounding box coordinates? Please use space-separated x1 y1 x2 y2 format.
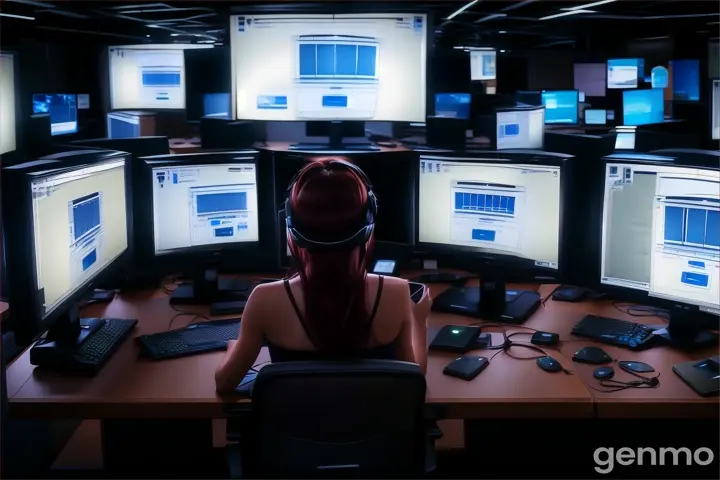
622 89 664 126
203 93 230 117
584 109 607 125
434 93 471 119
607 59 643 89
541 90 578 124
33 94 78 136
671 59 700 101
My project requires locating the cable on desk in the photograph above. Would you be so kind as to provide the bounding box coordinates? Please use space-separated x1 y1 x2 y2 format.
167 304 209 330
612 302 669 322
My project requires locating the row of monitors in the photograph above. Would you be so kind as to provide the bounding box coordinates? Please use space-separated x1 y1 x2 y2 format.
3 148 719 337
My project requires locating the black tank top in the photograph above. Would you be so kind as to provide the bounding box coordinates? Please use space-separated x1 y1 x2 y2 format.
267 276 398 362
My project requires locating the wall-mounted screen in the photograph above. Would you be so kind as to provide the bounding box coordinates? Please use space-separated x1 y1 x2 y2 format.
671 59 700 102
33 94 78 136
0 52 17 155
230 14 427 122
574 63 606 97
608 59 643 89
541 90 578 124
470 50 496 81
109 44 212 110
622 89 664 126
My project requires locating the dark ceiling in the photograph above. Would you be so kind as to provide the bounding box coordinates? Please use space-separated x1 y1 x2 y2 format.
0 0 718 51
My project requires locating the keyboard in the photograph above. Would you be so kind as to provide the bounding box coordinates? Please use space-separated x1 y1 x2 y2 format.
572 315 656 350
137 318 242 360
30 318 138 374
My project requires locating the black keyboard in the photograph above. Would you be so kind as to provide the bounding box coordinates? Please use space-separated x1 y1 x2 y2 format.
30 318 138 374
572 315 656 350
137 318 242 360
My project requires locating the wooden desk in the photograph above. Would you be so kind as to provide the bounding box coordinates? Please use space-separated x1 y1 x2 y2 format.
256 141 409 154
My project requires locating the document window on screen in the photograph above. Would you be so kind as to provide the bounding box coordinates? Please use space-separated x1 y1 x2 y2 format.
231 14 427 122
418 157 560 269
601 163 720 310
31 160 128 317
496 109 545 150
152 163 259 254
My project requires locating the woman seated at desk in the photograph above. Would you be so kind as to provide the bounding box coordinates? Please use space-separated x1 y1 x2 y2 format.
215 157 430 393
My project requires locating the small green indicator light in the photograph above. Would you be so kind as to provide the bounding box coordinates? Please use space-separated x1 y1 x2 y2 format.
451 329 460 334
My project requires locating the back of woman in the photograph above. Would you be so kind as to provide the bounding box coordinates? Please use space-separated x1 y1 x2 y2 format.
214 157 430 393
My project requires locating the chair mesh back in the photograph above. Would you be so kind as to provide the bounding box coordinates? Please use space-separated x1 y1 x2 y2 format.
251 360 426 478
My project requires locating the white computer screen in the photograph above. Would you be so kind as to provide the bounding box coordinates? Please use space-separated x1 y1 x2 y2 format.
30 159 128 317
496 109 545 150
418 157 560 269
607 59 639 89
601 162 720 312
109 44 212 110
230 14 427 122
712 79 719 141
615 132 636 150
585 109 607 125
152 163 259 254
0 52 17 155
470 50 496 81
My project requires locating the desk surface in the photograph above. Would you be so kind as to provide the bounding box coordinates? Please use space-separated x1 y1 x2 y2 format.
257 141 410 154
6 279 717 420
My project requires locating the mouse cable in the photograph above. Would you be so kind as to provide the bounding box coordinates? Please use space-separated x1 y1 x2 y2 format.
612 302 669 322
501 341 573 374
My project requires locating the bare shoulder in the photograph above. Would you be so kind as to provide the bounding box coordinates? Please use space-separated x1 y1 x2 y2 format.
371 274 409 298
247 280 285 302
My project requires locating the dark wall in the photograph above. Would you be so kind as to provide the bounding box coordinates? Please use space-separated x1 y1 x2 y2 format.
526 50 577 91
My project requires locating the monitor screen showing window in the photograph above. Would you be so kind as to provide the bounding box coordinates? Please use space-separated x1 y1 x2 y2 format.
30 159 128 318
152 163 259 254
622 89 664 126
0 52 17 155
230 14 427 122
418 157 560 269
496 108 545 150
607 59 643 89
671 59 700 102
470 50 496 81
541 90 578 124
109 44 212 110
435 93 471 119
585 109 607 125
601 162 719 311
32 94 78 136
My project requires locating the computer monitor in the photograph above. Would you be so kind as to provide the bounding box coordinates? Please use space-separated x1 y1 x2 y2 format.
671 59 700 102
435 93 471 119
608 59 643 89
417 154 562 272
230 13 428 122
623 89 664 126
712 79 719 141
574 62 606 97
495 107 545 150
0 52 17 156
615 128 636 151
77 94 90 110
600 158 719 317
2 150 131 340
585 109 607 125
541 90 579 124
32 94 78 136
108 44 213 110
203 93 230 118
142 153 260 257
470 50 496 81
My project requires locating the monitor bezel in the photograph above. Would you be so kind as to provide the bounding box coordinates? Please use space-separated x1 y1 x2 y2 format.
1 151 133 341
593 154 720 315
137 151 265 269
541 89 579 125
229 10 434 123
413 150 572 280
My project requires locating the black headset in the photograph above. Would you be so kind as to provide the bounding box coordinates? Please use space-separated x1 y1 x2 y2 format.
285 159 377 251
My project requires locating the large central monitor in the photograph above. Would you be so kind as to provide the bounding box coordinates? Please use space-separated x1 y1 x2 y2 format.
417 155 562 271
600 159 720 313
230 13 428 122
0 52 17 155
149 158 260 255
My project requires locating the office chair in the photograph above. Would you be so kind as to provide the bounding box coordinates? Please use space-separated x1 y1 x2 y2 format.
226 360 432 478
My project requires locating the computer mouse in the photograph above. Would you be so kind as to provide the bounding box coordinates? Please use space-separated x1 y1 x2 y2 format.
573 346 613 365
593 367 615 380
536 356 562 373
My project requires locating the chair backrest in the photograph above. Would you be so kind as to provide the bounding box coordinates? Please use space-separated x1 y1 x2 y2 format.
249 360 427 478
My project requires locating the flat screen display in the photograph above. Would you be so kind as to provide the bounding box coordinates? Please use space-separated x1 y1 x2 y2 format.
435 93 471 119
608 59 643 89
33 94 78 136
615 132 636 150
671 59 700 101
574 63 606 97
584 109 607 125
471 50 496 81
541 90 578 124
622 89 664 126
0 52 16 155
496 108 545 150
230 14 427 122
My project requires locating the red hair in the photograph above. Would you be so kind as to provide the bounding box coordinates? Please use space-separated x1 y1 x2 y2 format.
287 157 375 355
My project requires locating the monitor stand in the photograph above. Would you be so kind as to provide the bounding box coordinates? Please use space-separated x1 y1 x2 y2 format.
289 121 380 152
169 269 253 305
29 307 104 366
431 279 541 324
652 306 719 351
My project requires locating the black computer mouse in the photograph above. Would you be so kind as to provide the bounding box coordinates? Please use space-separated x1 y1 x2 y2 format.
536 356 562 373
573 346 613 365
593 367 615 380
